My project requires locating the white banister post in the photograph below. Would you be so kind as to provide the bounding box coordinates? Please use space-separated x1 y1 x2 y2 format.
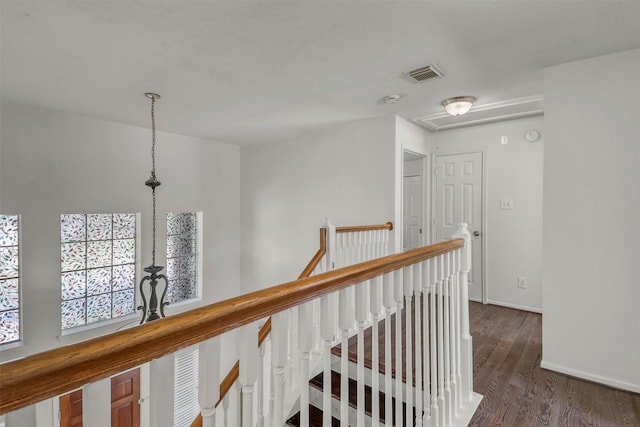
325 217 336 272
198 337 221 427
270 312 288 426
298 301 313 426
239 322 259 427
453 223 473 403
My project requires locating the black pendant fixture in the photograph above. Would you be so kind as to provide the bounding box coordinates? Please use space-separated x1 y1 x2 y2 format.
138 92 169 323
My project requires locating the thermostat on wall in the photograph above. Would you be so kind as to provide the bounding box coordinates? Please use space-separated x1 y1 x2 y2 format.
525 130 541 142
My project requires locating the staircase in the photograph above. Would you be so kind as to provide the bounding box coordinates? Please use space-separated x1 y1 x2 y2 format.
286 308 415 426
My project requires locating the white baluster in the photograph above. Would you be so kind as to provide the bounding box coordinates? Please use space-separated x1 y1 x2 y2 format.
320 294 335 426
339 287 352 424
447 251 458 419
454 249 463 412
239 322 259 427
422 259 431 425
443 253 452 426
222 392 230 427
198 337 220 427
369 276 382 427
356 280 369 427
414 263 423 426
437 255 445 427
257 340 265 427
270 312 288 426
394 268 404 427
403 265 414 425
370 275 383 427
382 272 394 426
453 224 473 403
298 301 313 426
430 256 440 427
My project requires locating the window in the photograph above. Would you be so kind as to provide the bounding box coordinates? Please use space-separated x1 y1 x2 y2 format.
166 212 199 304
0 214 20 345
60 213 136 330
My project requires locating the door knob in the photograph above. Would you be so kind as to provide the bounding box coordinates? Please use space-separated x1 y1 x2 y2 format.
473 230 480 237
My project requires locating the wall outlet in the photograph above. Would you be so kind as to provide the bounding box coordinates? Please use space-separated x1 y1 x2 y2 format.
517 276 527 289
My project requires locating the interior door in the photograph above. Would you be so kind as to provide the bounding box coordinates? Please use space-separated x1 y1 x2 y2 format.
403 174 423 250
111 368 140 427
435 152 483 301
59 389 83 427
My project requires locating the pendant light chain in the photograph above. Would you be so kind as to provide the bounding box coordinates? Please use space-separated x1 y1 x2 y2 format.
145 92 161 268
150 96 157 267
151 96 157 178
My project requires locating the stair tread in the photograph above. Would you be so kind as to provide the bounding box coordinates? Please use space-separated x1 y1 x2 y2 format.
309 370 409 423
331 303 426 385
285 404 340 427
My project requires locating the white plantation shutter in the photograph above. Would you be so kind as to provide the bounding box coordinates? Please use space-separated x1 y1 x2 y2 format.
174 347 200 427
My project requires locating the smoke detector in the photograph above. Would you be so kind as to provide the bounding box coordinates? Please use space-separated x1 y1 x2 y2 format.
384 94 401 104
406 64 445 83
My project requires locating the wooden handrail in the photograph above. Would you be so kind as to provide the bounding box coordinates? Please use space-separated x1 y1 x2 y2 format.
1 237 459 416
336 221 393 233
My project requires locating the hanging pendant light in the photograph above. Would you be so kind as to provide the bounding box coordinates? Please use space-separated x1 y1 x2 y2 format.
138 92 169 323
442 96 476 116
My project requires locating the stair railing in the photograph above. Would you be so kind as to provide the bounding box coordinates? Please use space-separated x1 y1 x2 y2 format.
0 222 477 427
197 219 394 426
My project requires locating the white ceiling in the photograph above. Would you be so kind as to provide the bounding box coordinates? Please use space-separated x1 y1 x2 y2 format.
2 1 639 145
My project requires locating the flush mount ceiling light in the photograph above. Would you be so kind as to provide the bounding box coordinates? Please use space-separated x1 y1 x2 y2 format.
442 96 476 116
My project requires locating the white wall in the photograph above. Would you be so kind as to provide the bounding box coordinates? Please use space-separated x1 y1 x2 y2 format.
240 116 396 292
542 49 640 392
433 116 544 312
0 100 242 424
395 117 433 251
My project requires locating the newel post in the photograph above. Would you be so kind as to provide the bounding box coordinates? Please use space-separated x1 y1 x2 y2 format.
325 217 336 271
453 223 473 402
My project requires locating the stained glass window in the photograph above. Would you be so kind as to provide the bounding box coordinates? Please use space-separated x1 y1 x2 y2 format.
60 213 136 330
0 215 20 345
166 213 199 304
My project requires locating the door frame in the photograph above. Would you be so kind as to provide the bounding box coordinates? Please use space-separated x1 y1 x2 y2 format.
431 148 488 304
401 149 429 251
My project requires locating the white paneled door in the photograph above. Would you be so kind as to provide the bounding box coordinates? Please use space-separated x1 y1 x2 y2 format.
435 152 484 301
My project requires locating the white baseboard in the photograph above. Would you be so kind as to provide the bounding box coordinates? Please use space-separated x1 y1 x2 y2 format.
485 299 543 314
540 360 640 394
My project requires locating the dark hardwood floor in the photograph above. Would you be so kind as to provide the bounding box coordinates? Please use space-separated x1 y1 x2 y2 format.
469 302 640 427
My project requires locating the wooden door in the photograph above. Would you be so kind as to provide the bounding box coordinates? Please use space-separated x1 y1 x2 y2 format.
60 389 83 427
111 368 140 427
435 152 483 301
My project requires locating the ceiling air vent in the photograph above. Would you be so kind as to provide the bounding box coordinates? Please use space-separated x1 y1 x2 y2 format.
407 64 444 83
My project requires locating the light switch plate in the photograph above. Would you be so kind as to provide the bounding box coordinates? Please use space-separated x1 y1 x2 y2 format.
500 199 514 209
